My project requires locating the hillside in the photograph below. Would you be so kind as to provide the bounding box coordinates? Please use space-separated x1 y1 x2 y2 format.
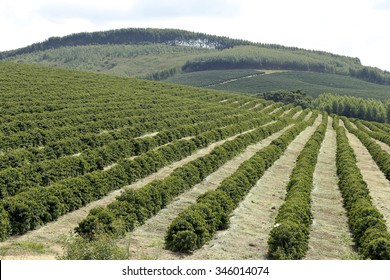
167 70 390 100
2 28 390 88
1 62 390 260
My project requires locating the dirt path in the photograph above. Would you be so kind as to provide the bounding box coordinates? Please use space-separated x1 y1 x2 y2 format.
0 128 260 260
206 73 263 87
303 111 313 121
343 122 390 230
175 115 322 260
269 107 282 115
249 103 264 110
373 139 390 154
123 125 294 260
305 118 357 260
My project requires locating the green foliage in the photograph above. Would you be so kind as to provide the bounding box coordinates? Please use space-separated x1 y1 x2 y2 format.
170 70 390 101
0 204 11 241
182 46 390 85
3 28 390 88
267 114 327 259
334 116 390 259
58 234 128 260
182 46 360 74
76 115 292 240
6 44 211 78
343 118 390 182
0 61 280 240
165 113 319 253
315 94 387 122
166 69 263 86
260 90 313 108
267 221 308 260
0 28 255 59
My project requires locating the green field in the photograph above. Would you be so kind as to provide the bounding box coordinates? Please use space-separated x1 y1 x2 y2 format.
168 70 390 100
1 61 390 260
5 44 214 78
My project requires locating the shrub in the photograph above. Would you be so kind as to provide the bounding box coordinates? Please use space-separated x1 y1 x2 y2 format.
0 204 11 241
58 234 128 260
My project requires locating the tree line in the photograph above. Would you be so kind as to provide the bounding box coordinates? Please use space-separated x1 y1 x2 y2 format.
259 90 390 123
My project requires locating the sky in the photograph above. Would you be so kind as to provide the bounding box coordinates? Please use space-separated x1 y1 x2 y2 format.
1 0 389 71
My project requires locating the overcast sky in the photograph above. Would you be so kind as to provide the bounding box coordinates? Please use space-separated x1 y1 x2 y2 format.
1 0 389 71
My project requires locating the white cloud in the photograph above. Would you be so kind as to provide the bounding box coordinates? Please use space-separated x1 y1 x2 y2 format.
0 0 389 71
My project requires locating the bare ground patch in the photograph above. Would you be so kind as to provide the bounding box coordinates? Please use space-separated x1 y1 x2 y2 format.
305 117 357 260
123 125 294 260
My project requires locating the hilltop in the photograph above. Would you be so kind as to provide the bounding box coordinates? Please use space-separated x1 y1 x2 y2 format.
2 27 390 88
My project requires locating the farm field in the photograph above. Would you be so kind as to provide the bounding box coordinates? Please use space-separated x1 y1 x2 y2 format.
4 44 214 78
167 70 390 100
1 61 390 260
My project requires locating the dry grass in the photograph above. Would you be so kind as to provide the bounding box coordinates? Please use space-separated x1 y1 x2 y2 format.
373 139 390 154
305 117 358 260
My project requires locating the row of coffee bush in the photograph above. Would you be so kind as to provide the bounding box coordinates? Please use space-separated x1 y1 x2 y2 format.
75 116 297 240
0 115 271 198
0 117 271 239
164 113 318 253
334 117 390 259
0 111 265 170
267 114 327 259
343 118 390 181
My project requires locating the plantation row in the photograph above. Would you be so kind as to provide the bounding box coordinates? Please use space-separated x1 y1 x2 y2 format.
0 99 236 135
0 91 267 133
354 120 390 152
2 62 390 260
267 114 327 259
75 109 311 240
0 105 262 150
1 62 282 242
164 112 318 253
0 62 267 120
0 114 273 199
0 112 270 170
0 104 296 241
334 117 390 259
343 118 390 182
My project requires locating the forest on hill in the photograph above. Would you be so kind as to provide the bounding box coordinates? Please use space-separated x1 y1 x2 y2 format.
2 27 390 85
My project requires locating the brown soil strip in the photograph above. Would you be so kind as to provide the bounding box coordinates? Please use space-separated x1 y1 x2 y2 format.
123 125 294 260
305 117 357 260
0 129 258 260
343 122 390 230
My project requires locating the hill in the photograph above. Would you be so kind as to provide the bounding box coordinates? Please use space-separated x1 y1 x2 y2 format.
2 27 390 87
1 62 390 260
167 70 390 100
